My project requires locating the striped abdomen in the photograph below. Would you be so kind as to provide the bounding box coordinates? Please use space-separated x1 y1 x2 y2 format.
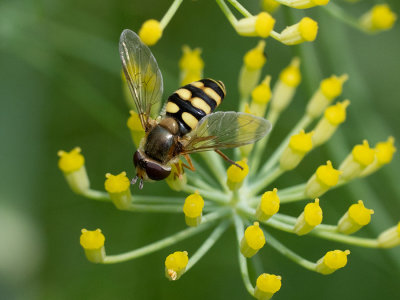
165 79 226 136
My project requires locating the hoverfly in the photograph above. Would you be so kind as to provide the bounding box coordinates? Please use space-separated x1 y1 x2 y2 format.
119 29 271 189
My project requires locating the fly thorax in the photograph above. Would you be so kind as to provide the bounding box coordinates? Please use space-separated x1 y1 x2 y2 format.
144 125 175 163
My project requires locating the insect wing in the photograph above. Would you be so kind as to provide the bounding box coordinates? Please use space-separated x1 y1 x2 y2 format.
119 29 163 130
182 112 271 153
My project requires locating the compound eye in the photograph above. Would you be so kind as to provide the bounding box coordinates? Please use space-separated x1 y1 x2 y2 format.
133 151 142 167
145 161 171 181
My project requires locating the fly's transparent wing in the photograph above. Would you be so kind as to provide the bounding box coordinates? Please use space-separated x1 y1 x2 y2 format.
182 112 271 153
119 29 163 130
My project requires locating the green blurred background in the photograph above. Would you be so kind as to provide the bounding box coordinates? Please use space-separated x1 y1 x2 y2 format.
0 0 399 299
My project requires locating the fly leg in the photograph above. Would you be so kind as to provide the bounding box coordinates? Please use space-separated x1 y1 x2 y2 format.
214 149 243 170
182 154 196 172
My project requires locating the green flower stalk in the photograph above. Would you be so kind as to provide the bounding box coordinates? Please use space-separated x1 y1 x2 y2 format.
58 1 399 298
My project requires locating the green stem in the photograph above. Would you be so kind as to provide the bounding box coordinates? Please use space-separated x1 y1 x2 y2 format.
186 219 231 272
309 229 380 248
81 188 185 205
103 209 230 264
263 229 317 271
321 2 367 33
199 151 230 192
192 158 220 188
279 190 307 203
216 0 238 28
227 0 252 17
186 171 220 191
278 183 306 195
233 215 255 295
81 189 110 201
270 30 281 41
160 0 184 29
274 213 338 232
126 203 183 213
249 166 284 197
181 184 230 203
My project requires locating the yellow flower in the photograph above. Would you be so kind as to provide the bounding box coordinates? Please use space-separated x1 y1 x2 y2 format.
226 159 249 190
80 229 106 263
360 4 397 32
138 19 163 46
236 12 275 38
378 222 400 248
316 250 350 275
256 188 280 221
58 147 84 173
165 251 189 280
339 140 375 180
240 222 266 257
254 273 282 300
104 172 132 210
306 74 348 118
183 193 204 227
279 17 318 45
305 161 341 199
312 100 350 146
57 147 89 194
337 200 374 234
280 130 314 170
294 199 322 235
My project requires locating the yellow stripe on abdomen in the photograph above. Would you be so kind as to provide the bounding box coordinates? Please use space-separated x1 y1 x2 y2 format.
191 97 211 114
166 102 180 113
181 112 199 129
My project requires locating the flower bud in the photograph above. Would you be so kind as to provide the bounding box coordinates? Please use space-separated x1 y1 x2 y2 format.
166 161 187 191
337 200 374 234
316 250 350 275
80 229 106 263
378 222 400 248
339 140 375 181
127 110 145 148
279 17 318 45
138 19 163 46
360 4 397 32
270 57 301 114
362 137 396 176
239 41 267 98
280 130 313 170
183 192 204 227
240 222 266 257
293 199 322 235
104 172 131 210
275 0 329 9
305 161 341 199
165 251 189 280
58 147 90 194
226 159 249 190
250 75 272 117
254 273 282 300
256 188 280 221
306 74 348 119
312 100 350 147
236 12 276 38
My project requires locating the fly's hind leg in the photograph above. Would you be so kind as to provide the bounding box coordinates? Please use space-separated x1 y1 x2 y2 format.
182 154 196 172
214 149 243 170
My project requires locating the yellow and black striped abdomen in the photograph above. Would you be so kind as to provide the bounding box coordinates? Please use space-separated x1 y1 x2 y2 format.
165 79 226 136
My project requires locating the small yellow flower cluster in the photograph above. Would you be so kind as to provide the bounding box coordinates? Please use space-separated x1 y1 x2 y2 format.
57 5 399 296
